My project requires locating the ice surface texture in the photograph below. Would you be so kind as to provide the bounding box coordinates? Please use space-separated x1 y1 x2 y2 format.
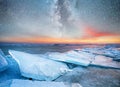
0 55 25 83
0 79 82 87
0 49 8 72
48 50 95 66
91 55 120 68
9 50 70 81
81 47 120 59
48 49 120 69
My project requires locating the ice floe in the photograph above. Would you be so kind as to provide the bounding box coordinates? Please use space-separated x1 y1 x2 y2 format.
9 50 70 81
48 50 95 66
90 55 120 69
81 47 120 59
0 55 24 83
0 79 82 87
47 49 120 69
0 49 8 72
0 47 120 87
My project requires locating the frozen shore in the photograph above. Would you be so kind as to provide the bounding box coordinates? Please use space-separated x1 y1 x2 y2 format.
0 47 120 87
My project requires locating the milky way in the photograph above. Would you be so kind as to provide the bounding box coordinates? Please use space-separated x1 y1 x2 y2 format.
0 0 120 43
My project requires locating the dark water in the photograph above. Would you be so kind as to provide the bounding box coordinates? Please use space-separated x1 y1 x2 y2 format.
0 42 120 55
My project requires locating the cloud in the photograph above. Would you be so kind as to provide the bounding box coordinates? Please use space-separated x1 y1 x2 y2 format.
83 25 118 38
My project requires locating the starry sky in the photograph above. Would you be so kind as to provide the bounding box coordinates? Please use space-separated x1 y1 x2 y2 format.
0 0 120 43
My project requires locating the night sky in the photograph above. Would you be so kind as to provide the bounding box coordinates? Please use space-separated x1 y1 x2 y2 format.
0 0 120 43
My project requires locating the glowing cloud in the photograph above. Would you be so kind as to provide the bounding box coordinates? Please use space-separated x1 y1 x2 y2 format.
83 25 119 38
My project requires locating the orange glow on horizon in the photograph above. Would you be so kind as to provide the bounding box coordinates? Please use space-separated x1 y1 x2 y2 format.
0 36 120 44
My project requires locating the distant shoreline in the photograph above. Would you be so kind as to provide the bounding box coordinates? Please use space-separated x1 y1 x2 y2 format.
0 42 120 46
